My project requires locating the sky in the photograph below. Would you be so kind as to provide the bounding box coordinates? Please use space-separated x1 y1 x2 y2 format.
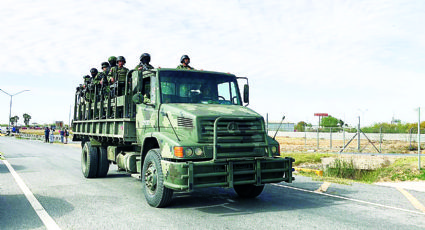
1 0 425 127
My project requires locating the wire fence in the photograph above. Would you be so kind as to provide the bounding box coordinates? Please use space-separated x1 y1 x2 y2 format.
269 125 425 154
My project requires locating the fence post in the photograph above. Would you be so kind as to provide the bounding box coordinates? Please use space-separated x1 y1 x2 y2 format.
304 124 306 148
317 126 319 149
357 116 361 151
330 127 332 150
380 126 383 153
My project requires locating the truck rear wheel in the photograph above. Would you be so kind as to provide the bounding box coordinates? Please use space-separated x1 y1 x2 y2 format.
81 142 98 178
97 147 109 177
234 184 264 198
142 149 173 208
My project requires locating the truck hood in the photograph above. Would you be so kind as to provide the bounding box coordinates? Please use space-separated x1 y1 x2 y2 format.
160 104 261 118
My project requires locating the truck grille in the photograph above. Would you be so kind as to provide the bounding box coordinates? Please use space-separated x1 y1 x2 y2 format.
199 117 267 159
200 118 265 143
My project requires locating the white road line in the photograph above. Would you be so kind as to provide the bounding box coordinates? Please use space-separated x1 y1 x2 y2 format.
1 159 61 230
273 183 425 216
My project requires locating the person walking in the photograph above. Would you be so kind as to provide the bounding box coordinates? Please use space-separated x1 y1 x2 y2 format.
60 129 64 143
64 128 69 144
50 129 55 144
44 127 50 143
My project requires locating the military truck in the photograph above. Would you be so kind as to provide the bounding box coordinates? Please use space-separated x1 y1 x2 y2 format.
72 68 294 207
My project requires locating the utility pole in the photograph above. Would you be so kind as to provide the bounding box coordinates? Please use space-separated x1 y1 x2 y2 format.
418 107 421 170
0 89 30 129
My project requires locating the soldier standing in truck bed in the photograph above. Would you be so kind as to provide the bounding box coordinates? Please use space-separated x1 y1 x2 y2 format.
108 56 129 118
101 61 110 76
177 55 194 70
108 56 117 70
135 53 154 71
108 56 129 96
82 75 92 102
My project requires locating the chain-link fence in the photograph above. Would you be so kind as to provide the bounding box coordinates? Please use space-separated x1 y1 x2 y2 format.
269 125 425 154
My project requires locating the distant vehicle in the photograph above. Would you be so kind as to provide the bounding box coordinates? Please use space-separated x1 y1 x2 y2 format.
73 68 295 208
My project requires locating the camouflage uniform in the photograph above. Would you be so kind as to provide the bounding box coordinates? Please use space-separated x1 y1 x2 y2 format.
135 63 154 71
99 62 110 99
82 75 93 102
176 64 194 70
108 65 129 96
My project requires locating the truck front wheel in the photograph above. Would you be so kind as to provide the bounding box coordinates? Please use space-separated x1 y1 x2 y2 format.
234 184 264 198
142 149 173 208
81 142 98 178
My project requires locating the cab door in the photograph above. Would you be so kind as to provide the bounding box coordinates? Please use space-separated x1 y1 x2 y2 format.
136 75 158 141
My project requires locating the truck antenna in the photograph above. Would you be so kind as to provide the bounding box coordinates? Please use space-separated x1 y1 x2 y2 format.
161 112 181 141
273 115 285 140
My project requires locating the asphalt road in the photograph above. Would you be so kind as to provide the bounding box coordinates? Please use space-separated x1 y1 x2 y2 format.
1 136 425 230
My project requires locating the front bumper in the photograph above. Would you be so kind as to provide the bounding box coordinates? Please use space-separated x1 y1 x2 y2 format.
161 157 295 191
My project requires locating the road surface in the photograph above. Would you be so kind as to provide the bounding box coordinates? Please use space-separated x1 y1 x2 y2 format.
1 136 424 229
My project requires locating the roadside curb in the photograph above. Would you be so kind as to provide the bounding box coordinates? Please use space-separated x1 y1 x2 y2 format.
294 167 323 176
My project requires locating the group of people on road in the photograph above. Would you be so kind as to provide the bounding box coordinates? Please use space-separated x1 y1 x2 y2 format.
44 127 69 144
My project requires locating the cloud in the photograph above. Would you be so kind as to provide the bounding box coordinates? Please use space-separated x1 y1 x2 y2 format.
1 0 425 125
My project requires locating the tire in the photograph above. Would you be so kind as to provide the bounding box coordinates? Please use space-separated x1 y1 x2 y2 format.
97 147 109 177
142 149 173 208
234 184 265 198
81 142 98 178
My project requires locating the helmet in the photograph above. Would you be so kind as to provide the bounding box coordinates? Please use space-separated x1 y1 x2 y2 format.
108 56 117 62
101 62 110 68
140 53 151 64
180 55 190 64
83 75 90 79
117 56 126 63
90 68 98 76
108 56 117 66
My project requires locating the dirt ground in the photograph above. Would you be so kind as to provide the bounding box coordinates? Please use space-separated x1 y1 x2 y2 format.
276 136 422 154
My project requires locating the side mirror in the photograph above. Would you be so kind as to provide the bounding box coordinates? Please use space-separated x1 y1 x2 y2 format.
243 84 249 104
132 93 144 104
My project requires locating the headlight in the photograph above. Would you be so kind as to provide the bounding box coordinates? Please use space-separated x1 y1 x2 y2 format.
194 148 203 156
185 148 193 156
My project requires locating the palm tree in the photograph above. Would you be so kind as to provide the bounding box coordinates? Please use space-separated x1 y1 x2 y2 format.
10 116 19 126
23 113 32 126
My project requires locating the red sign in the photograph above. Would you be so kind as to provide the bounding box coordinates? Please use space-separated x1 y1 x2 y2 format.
314 113 328 117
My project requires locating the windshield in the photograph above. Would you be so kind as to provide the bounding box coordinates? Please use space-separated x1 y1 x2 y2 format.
159 70 242 105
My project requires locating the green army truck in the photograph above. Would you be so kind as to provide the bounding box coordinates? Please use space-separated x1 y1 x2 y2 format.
72 68 294 207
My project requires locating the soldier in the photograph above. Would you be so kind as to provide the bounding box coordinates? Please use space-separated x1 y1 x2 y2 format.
108 56 117 69
177 55 194 70
82 74 93 119
108 56 129 96
99 62 110 100
90 68 101 99
101 62 110 75
135 53 154 71
82 75 92 102
108 56 129 118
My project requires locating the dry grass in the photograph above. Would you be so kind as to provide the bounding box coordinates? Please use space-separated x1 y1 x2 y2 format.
20 129 72 135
